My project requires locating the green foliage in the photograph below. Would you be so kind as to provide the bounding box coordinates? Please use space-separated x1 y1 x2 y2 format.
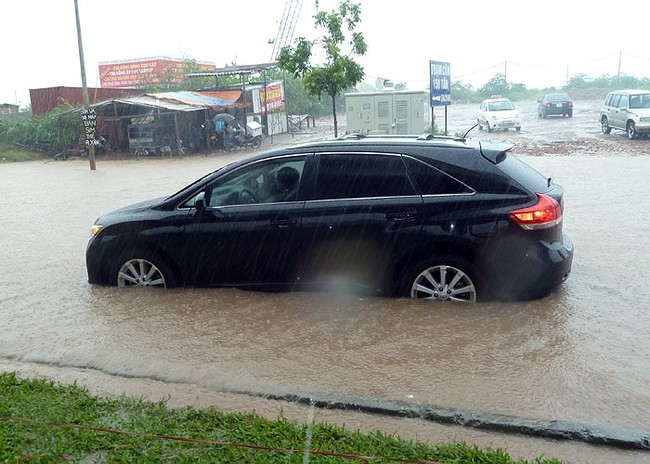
0 103 81 155
472 72 650 102
0 372 567 463
278 0 367 136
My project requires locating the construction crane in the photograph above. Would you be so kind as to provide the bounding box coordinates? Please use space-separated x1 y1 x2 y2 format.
269 0 309 61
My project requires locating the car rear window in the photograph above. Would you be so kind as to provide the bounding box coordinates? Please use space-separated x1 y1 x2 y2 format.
404 156 473 195
496 154 550 193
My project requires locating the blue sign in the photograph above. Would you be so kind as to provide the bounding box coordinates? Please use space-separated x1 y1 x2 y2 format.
429 60 451 106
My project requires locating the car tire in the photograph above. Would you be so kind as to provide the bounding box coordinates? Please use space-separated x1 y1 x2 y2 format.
134 148 149 158
601 117 612 134
626 121 638 140
541 110 547 119
401 257 482 303
477 119 483 131
112 250 176 288
486 122 492 133
567 111 573 118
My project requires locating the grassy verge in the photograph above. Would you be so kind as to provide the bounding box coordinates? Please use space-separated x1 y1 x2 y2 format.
0 373 565 463
0 144 47 162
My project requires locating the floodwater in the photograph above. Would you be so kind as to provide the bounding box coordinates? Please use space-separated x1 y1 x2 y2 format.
1 102 650 463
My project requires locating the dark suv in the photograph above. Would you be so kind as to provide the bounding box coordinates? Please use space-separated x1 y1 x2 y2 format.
86 134 573 302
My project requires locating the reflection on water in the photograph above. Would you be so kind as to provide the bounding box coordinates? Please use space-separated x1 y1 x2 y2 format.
1 155 649 463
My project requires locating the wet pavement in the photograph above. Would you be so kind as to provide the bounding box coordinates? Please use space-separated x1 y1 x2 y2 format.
1 101 650 463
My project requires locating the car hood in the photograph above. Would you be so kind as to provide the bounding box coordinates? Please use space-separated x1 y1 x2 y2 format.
97 196 167 221
490 109 519 119
630 108 650 117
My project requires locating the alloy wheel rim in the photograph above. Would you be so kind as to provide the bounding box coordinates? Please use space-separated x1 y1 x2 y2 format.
410 265 477 302
117 259 166 287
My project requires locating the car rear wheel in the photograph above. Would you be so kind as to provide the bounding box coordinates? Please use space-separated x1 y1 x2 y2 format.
113 251 176 288
601 117 612 134
402 259 480 303
626 121 638 140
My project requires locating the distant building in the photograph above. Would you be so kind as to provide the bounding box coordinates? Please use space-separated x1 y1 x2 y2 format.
98 57 215 89
29 87 144 116
0 104 19 115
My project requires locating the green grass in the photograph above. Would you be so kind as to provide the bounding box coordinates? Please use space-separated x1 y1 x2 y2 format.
0 144 46 162
0 372 566 463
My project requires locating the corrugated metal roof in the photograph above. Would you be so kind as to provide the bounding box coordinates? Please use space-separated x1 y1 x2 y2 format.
186 62 278 78
86 90 243 114
151 90 241 107
106 95 199 112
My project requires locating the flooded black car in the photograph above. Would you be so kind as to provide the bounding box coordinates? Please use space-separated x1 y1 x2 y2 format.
86 134 573 302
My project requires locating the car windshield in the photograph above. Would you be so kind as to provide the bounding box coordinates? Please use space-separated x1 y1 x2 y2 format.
488 100 515 111
629 94 650 109
547 93 570 101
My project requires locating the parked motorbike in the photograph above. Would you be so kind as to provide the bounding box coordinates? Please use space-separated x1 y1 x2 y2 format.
232 127 262 150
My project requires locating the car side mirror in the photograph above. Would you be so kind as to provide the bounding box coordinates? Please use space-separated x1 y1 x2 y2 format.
194 191 207 211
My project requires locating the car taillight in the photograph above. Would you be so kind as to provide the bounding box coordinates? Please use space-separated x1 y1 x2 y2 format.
568 101 573 107
509 194 562 230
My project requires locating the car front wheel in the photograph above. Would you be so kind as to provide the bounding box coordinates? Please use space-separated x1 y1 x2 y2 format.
113 251 176 288
402 259 480 303
627 121 638 140
601 117 612 134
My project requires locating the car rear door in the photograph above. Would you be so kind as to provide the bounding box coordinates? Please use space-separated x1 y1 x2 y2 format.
294 152 424 292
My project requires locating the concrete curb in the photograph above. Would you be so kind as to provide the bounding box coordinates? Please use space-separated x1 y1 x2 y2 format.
260 391 650 451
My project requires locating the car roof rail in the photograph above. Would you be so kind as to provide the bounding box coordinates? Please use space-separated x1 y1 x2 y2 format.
337 133 367 140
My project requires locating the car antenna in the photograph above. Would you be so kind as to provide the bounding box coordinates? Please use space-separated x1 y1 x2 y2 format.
462 123 478 139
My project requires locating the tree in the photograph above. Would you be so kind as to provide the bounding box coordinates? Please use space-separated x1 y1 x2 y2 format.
277 0 367 137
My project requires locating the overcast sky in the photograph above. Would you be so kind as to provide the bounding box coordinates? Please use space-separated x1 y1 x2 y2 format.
2 0 650 107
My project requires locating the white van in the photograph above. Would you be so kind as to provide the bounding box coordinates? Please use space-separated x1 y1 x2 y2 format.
600 89 650 139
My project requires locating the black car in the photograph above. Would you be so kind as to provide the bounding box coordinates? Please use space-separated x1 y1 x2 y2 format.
86 134 573 302
537 93 573 118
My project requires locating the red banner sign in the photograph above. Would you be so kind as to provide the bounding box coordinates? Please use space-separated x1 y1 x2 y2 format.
99 58 214 88
259 83 283 114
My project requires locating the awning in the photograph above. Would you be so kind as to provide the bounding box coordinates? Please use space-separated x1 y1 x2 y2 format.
151 90 242 108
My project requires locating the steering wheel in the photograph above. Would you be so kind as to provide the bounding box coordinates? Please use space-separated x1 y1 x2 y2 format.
238 188 261 204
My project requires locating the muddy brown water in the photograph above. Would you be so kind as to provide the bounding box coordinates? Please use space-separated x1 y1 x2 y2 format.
1 102 649 463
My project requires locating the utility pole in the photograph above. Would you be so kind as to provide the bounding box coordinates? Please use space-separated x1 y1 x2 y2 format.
74 0 96 170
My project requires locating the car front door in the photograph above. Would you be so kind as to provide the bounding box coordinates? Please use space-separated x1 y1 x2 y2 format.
179 155 308 287
295 152 424 293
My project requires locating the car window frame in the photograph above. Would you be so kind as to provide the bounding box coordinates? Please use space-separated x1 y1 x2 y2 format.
310 151 419 201
179 154 309 209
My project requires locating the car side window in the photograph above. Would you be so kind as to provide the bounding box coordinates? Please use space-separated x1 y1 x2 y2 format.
619 95 629 109
313 154 416 200
185 156 306 207
404 156 473 195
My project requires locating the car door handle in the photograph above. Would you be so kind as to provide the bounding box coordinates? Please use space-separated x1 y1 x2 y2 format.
270 218 298 228
386 211 417 223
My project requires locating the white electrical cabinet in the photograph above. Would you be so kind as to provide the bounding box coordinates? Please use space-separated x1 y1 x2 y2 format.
345 90 430 135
